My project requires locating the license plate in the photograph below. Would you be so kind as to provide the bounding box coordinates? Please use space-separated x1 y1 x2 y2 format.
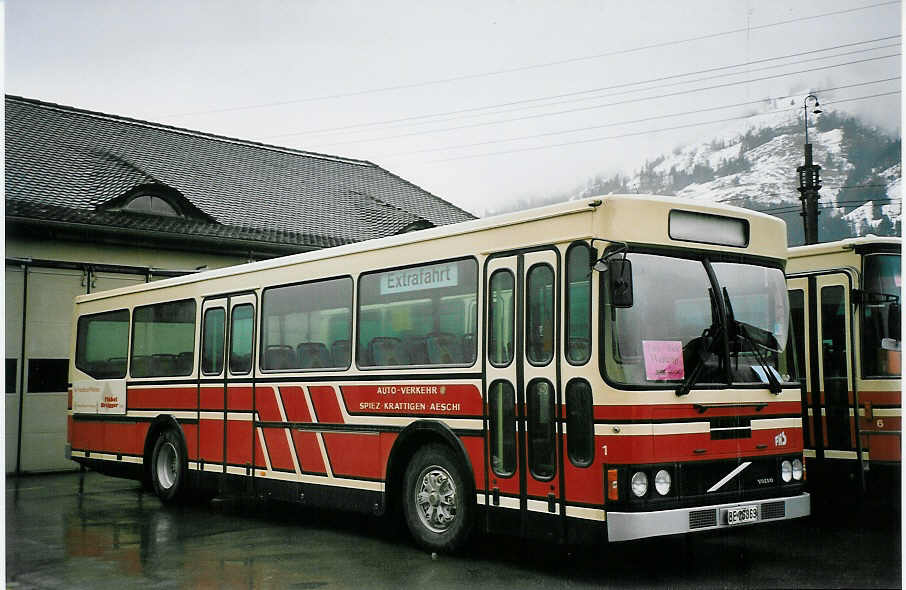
726 505 759 525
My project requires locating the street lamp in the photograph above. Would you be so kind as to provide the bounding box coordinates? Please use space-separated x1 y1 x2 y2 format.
797 94 822 245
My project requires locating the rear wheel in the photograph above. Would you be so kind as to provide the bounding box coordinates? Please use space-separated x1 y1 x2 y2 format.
150 428 187 502
403 444 474 552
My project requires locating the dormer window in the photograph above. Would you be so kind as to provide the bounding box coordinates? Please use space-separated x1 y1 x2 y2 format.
122 194 182 217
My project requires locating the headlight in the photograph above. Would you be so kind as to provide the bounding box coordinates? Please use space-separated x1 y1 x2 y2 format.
654 469 672 495
792 459 803 481
780 460 792 482
631 471 648 497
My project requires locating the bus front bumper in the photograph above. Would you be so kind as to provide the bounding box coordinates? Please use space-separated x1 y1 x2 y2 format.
606 492 810 542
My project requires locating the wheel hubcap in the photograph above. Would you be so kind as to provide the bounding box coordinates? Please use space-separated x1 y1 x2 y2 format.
156 442 178 490
415 465 456 533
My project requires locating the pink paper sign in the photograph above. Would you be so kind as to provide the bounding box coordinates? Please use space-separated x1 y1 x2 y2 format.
642 340 685 381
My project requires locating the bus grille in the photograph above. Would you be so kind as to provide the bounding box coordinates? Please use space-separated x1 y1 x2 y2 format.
760 501 786 520
689 509 717 529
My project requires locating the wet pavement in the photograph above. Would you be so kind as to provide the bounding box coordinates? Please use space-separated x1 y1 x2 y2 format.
5 471 902 589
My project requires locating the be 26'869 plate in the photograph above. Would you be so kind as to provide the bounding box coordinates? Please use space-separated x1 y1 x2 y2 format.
726 505 759 525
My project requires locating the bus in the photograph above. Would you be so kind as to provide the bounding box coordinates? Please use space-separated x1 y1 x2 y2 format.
786 236 901 496
67 195 809 551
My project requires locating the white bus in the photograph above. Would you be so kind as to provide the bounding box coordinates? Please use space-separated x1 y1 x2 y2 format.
68 195 809 551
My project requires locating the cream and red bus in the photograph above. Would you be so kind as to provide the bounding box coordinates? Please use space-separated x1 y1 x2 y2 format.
786 236 901 494
67 195 809 551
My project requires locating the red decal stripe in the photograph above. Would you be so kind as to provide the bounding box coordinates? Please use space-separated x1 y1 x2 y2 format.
199 420 224 462
593 401 803 421
128 386 196 410
254 386 282 422
200 385 224 410
280 386 312 423
309 386 343 423
227 386 253 412
291 431 326 474
322 432 381 479
260 428 294 471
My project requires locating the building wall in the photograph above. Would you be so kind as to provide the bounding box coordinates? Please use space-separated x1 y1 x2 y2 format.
5 235 256 473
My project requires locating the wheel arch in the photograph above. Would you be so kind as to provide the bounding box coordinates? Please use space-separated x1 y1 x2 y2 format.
384 420 475 516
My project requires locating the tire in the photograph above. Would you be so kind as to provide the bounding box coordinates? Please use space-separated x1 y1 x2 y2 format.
403 444 474 553
150 428 187 503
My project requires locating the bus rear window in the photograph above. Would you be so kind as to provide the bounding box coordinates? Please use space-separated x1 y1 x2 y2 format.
131 300 196 378
357 259 477 368
76 309 130 379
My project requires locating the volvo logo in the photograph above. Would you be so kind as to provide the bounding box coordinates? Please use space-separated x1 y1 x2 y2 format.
757 477 775 485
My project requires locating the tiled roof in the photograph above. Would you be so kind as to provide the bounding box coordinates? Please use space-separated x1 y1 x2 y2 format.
5 95 475 249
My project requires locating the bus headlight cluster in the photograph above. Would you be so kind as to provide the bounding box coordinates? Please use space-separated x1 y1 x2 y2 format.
792 459 803 480
780 458 804 482
654 469 672 495
780 460 792 482
631 471 648 497
629 468 673 498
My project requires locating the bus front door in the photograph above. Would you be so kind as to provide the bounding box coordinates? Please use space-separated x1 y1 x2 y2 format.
484 249 563 541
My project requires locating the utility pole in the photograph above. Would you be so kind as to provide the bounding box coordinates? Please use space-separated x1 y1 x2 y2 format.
797 94 822 245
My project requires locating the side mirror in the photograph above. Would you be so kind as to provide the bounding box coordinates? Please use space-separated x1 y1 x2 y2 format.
608 259 633 308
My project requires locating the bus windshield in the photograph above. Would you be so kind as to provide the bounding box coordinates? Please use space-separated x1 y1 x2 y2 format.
861 253 901 378
603 252 796 389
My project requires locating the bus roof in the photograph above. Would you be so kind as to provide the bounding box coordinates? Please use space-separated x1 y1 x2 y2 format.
75 194 787 305
788 236 902 259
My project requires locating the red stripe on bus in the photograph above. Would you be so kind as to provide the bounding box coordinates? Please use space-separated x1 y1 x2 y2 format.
291 431 326 474
200 386 224 410
254 386 282 422
598 428 803 464
199 419 224 463
128 386 196 410
226 420 252 465
309 386 343 423
227 386 253 412
867 433 901 462
322 432 381 479
279 386 312 423
341 384 483 417
859 390 901 405
592 401 803 421
560 438 604 504
260 427 294 471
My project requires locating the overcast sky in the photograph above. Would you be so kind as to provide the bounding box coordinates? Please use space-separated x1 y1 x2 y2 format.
5 0 902 216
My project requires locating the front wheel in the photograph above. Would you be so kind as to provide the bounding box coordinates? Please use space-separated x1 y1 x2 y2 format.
150 428 187 502
403 444 474 552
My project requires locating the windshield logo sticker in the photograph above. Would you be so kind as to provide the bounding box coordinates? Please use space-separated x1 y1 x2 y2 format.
642 340 684 381
774 431 787 447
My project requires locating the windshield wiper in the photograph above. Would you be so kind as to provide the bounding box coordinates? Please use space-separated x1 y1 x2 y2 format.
676 288 722 397
723 287 783 394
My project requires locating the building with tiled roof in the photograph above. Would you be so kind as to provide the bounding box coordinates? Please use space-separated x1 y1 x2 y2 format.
5 95 475 474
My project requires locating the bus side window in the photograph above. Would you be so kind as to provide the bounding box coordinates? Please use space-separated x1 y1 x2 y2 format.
488 380 516 476
488 270 515 367
230 304 254 375
526 264 554 366
202 308 225 375
566 242 592 365
566 378 593 467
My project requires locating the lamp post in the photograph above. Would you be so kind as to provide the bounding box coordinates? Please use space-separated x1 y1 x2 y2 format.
797 94 822 245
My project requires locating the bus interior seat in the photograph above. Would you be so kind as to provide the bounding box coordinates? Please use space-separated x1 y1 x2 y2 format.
175 352 194 374
151 353 178 375
331 340 350 367
265 344 297 370
130 355 151 377
403 335 429 364
230 353 252 374
462 333 476 364
426 332 462 364
297 342 332 369
368 337 410 366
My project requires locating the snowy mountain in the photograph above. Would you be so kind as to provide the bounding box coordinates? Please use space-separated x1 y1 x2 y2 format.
492 102 901 246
